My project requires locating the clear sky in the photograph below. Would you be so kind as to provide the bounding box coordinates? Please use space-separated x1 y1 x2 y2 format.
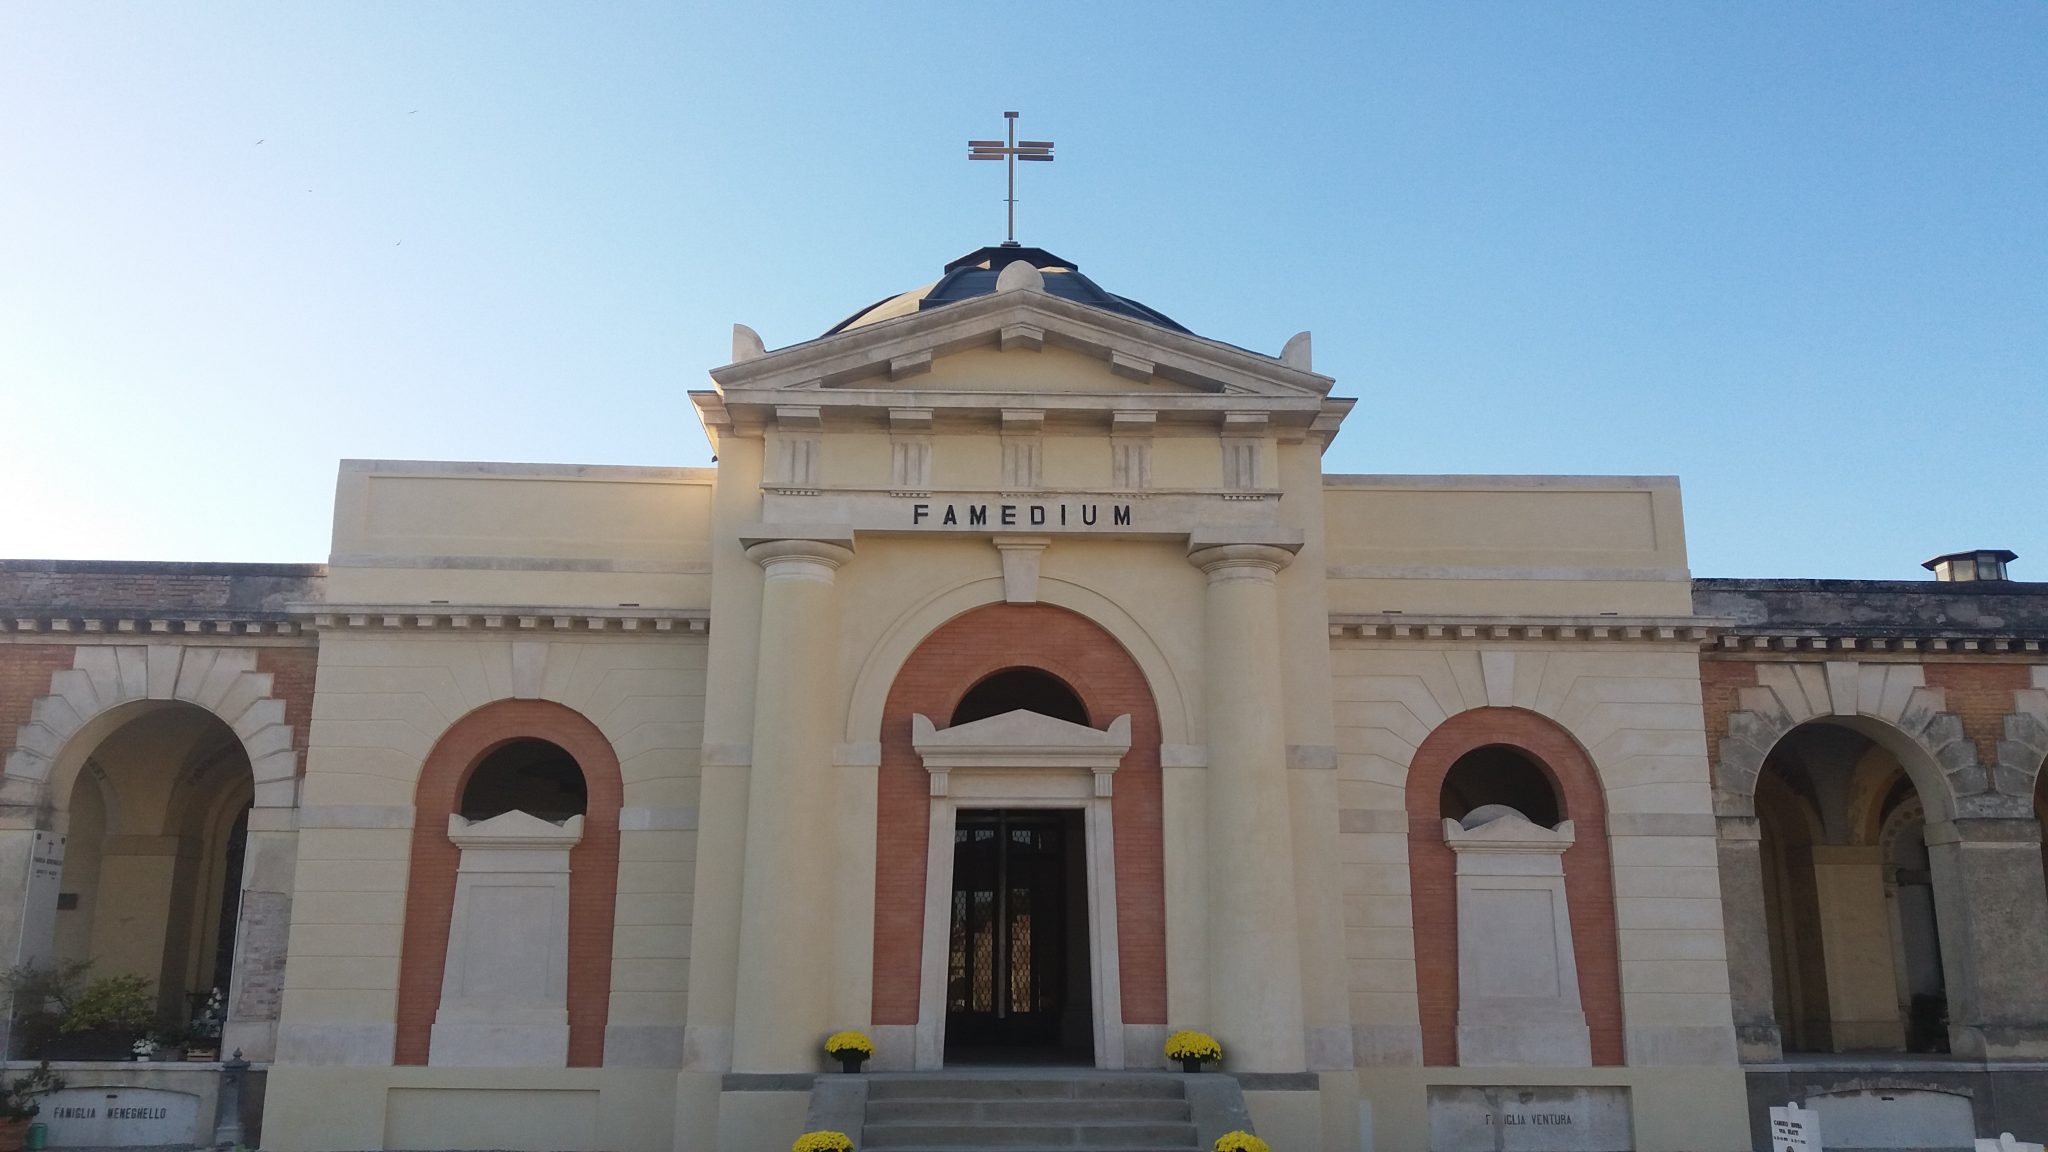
3 3 2042 579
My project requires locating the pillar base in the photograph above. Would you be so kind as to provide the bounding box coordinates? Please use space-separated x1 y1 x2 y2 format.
1950 1024 2048 1060
1734 1022 1783 1064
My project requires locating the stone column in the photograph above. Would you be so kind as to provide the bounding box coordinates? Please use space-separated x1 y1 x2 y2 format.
1925 816 2048 1058
730 537 853 1072
1715 816 1783 1062
1188 542 1306 1072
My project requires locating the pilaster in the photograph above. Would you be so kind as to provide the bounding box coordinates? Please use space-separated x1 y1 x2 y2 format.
1713 816 1782 1062
1924 816 2048 1058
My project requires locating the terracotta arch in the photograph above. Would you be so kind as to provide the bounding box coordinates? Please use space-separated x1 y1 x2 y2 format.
394 699 622 1066
871 601 1167 1029
1406 706 1624 1066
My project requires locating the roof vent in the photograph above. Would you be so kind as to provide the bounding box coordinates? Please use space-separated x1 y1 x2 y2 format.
1922 549 2016 582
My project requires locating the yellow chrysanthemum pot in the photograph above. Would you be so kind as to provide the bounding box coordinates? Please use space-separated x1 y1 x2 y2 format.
1164 1029 1223 1072
823 1030 874 1073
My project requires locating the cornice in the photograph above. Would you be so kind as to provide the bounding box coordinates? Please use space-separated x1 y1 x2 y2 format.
1329 614 1717 644
1708 632 2044 655
2 613 306 638
298 604 709 636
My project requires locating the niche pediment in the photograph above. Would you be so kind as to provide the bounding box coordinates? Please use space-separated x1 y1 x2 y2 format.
447 809 585 849
911 709 1131 797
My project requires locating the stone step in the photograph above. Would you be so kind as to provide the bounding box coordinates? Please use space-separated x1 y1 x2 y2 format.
862 1121 1200 1149
865 1098 1193 1125
864 1075 1187 1102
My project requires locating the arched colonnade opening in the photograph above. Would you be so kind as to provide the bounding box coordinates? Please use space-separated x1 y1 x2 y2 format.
1752 719 1949 1054
29 701 252 1057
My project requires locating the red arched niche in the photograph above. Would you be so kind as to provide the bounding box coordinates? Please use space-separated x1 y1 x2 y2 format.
872 602 1166 1027
394 699 622 1066
1406 707 1624 1066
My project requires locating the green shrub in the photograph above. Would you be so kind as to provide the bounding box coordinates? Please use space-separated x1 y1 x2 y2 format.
61 974 155 1034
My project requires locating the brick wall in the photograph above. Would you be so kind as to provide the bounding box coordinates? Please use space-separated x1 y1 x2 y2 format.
1697 658 1758 770
871 602 1167 1026
254 648 318 766
393 700 622 1066
1922 662 2033 767
1406 706 1625 1067
0 560 322 615
0 645 77 757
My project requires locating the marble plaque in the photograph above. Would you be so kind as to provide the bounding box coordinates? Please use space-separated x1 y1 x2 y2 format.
1428 1086 1633 1152
41 1086 201 1148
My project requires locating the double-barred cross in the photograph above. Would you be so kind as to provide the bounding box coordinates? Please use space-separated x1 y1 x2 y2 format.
969 111 1055 245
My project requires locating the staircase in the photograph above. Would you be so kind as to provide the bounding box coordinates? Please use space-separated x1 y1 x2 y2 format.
857 1074 1204 1151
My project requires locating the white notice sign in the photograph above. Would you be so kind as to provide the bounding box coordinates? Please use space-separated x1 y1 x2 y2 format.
1771 1101 1819 1152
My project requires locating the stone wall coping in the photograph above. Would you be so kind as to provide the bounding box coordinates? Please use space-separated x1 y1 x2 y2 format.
1324 473 1680 490
0 559 325 577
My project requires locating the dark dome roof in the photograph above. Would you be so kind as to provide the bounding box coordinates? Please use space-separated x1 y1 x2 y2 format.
825 244 1189 337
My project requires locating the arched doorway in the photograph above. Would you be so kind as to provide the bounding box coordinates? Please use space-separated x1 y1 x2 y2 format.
37 701 252 1055
1755 720 1948 1053
872 602 1166 1071
942 668 1096 1064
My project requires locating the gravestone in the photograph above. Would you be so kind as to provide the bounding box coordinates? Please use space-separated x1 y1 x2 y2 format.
1769 1102 1818 1152
1444 809 1591 1067
1977 1134 2047 1152
429 810 582 1067
1427 1085 1632 1152
41 1086 201 1147
1809 1088 1974 1151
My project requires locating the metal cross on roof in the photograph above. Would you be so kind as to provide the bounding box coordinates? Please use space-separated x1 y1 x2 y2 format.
969 111 1054 246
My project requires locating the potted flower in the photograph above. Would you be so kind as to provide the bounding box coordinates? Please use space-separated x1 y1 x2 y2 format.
1164 1029 1222 1073
0 1063 63 1152
150 1024 190 1062
792 1133 852 1152
130 1037 157 1062
823 1030 873 1073
186 988 225 1061
1214 1133 1270 1152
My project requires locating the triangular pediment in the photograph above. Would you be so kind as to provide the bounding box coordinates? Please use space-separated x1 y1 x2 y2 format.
912 708 1132 770
712 289 1333 403
447 809 585 848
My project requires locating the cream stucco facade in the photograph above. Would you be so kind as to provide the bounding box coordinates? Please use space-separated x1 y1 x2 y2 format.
13 243 2046 1152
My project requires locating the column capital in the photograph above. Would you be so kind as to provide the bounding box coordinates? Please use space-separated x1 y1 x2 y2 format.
1188 543 1296 580
744 537 854 577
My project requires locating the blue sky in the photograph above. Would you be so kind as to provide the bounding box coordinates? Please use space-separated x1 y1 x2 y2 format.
2 3 2042 578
